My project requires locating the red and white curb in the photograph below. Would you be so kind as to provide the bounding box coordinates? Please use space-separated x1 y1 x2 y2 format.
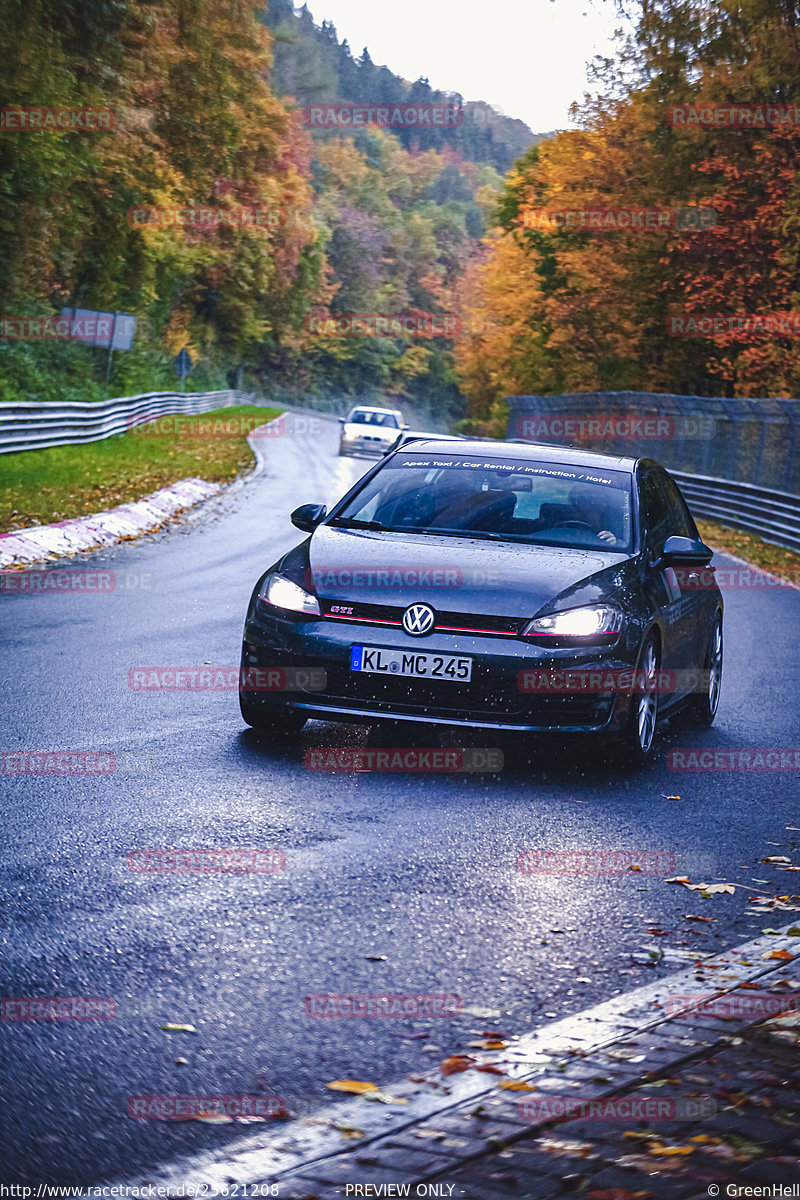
0 415 294 569
0 478 223 567
77 923 800 1196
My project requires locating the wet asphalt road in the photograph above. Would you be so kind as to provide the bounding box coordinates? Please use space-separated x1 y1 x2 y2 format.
1 417 799 1185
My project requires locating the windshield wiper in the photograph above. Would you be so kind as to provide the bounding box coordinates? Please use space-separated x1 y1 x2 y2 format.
329 517 388 530
425 527 505 541
330 518 507 540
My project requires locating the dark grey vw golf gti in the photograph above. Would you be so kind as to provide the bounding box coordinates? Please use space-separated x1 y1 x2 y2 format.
240 440 722 763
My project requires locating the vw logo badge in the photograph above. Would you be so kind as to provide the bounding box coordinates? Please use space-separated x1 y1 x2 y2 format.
402 603 435 637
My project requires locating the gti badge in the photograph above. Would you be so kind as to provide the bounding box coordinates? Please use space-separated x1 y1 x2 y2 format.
402 603 435 637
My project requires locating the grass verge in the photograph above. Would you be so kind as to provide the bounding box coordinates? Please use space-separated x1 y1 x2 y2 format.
697 518 800 581
0 405 282 533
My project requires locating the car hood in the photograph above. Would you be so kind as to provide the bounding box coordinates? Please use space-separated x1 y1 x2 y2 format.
302 525 632 619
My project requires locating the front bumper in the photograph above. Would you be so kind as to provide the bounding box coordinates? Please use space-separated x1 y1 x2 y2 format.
241 611 639 734
339 434 396 456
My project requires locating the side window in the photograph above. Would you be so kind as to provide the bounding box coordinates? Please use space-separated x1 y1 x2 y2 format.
640 471 672 559
659 472 696 539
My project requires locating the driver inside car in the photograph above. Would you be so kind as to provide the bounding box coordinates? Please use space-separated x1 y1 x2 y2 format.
567 483 622 545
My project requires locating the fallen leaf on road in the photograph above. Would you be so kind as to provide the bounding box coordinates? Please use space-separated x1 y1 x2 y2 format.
160 1023 197 1034
499 1080 538 1091
475 1065 506 1076
538 1136 594 1157
362 1091 409 1104
787 926 800 935
326 1081 378 1094
763 856 792 864
684 915 714 922
194 1112 233 1124
683 882 736 894
764 949 794 960
441 1055 474 1076
666 876 690 884
334 1123 364 1139
364 954 387 961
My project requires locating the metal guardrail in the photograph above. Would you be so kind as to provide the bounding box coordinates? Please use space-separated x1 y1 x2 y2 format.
672 472 800 555
0 390 268 455
2 392 799 553
506 393 800 554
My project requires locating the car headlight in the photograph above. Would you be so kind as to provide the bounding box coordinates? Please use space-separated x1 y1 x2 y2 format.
521 604 622 646
258 573 321 617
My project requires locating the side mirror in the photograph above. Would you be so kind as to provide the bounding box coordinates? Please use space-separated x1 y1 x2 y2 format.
338 416 346 425
291 503 327 533
653 535 713 569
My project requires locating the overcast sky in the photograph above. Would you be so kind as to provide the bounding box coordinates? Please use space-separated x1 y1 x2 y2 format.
305 0 628 132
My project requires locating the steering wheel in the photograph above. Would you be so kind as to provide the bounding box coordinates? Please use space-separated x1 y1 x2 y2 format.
561 520 596 532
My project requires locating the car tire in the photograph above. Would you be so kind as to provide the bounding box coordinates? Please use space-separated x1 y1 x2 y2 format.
240 694 307 737
618 632 660 766
687 613 722 728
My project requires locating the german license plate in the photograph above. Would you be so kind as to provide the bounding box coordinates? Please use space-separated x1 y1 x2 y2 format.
350 646 472 682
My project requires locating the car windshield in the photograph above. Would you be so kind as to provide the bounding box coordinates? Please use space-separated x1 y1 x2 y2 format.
349 409 398 427
332 452 633 551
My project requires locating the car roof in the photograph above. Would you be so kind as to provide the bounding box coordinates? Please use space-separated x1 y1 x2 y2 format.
349 405 401 414
395 437 638 473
